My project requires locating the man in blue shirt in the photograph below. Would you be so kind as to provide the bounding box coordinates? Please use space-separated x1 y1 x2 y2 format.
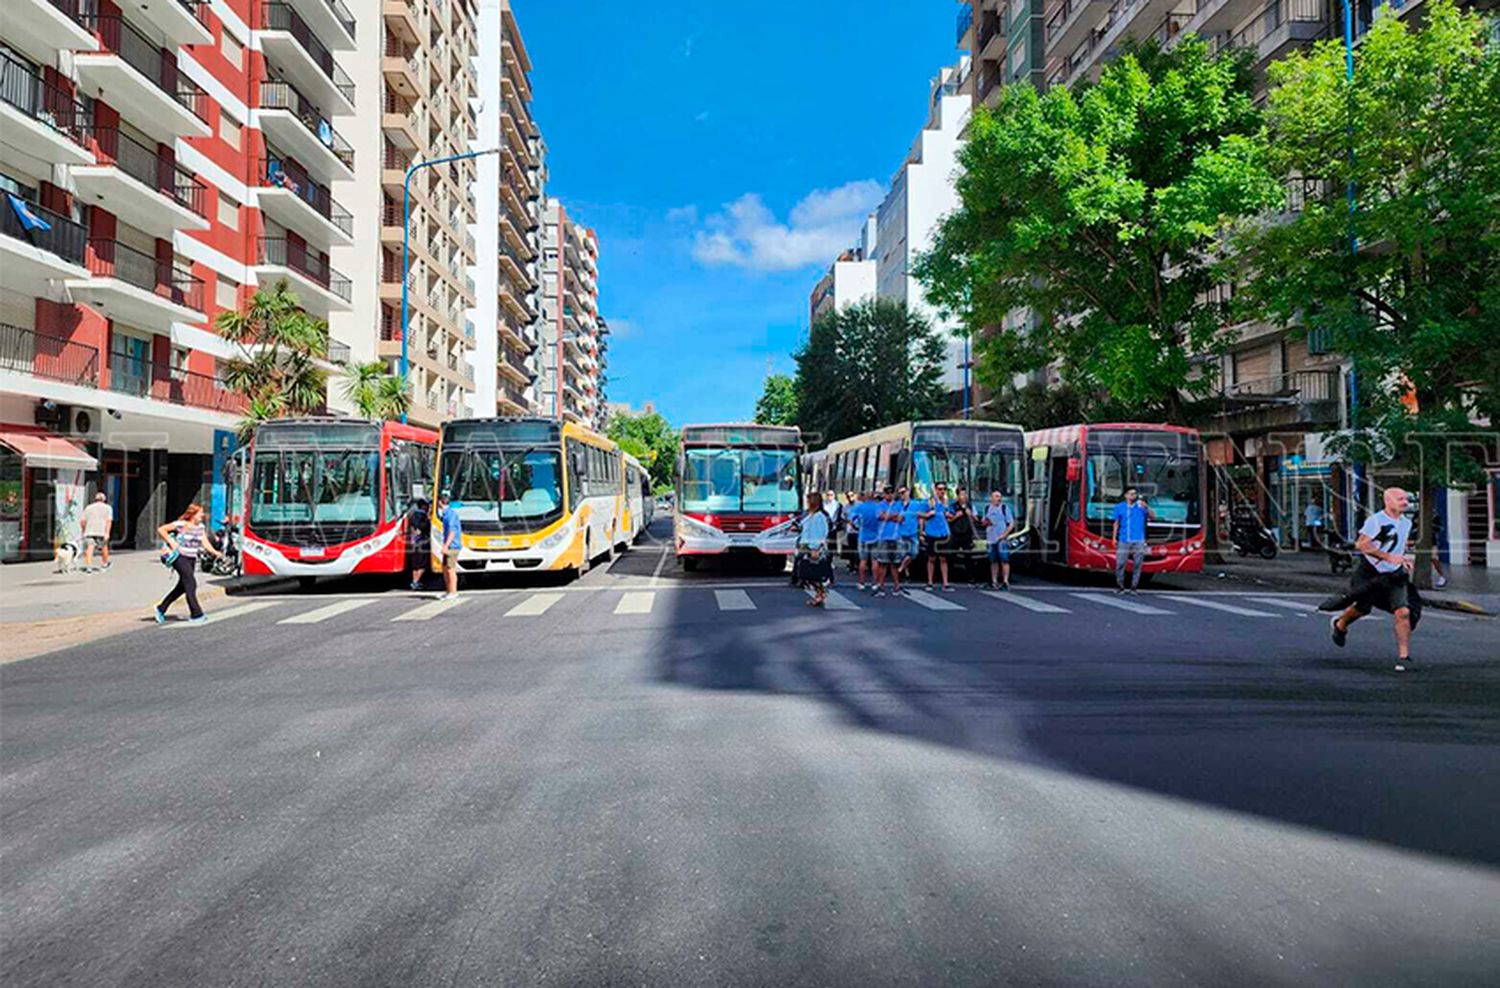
920 482 954 591
873 486 904 596
436 490 463 600
851 490 882 591
979 490 1016 590
1111 486 1154 593
895 485 921 580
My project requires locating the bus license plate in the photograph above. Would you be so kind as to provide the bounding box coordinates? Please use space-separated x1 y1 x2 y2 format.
302 546 325 558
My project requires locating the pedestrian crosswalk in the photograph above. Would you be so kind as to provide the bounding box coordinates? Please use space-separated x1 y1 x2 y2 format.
174 586 1483 633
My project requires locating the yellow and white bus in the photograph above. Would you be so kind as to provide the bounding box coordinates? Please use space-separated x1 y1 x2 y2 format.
433 417 624 578
622 451 650 543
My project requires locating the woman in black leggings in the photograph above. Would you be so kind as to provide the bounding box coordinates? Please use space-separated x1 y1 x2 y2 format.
154 503 225 625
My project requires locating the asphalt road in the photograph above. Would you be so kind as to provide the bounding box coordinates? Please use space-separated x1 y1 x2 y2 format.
3 521 1498 987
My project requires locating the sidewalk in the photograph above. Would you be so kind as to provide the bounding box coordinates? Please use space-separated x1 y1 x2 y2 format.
0 551 247 662
1163 549 1498 615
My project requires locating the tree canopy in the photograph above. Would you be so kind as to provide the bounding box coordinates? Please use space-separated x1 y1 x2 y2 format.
753 373 798 426
215 281 329 438
606 410 679 493
341 360 410 421
916 38 1281 419
793 298 949 446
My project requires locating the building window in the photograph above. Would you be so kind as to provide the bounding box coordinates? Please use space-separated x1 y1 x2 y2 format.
1010 39 1027 75
220 30 243 69
219 113 240 150
217 193 238 230
216 277 238 312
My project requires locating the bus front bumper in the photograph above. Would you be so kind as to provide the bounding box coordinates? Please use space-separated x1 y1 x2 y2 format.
241 526 403 577
447 526 582 573
676 521 798 557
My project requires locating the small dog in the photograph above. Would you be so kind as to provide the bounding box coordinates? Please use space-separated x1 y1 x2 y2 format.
53 541 79 573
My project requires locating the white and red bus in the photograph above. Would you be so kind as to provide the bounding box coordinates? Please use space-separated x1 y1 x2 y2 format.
1025 423 1206 577
240 418 437 584
675 423 803 571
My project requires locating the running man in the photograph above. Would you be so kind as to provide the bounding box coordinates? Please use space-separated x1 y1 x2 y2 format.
1112 486 1154 593
1327 487 1424 672
872 486 904 597
434 490 463 600
921 482 953 591
979 490 1015 591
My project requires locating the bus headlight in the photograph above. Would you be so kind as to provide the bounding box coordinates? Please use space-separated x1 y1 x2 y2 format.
763 520 797 538
539 524 573 549
680 516 720 538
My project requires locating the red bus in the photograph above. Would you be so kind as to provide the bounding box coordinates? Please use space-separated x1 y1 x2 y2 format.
675 423 803 571
1025 423 1206 577
240 418 437 582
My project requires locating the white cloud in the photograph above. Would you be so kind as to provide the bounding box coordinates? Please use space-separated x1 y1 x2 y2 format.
665 205 698 225
690 180 883 273
604 316 637 339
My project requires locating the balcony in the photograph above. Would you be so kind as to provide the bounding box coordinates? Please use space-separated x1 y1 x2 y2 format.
384 0 419 43
1047 0 1111 55
1214 368 1341 431
108 352 247 414
72 127 208 238
0 50 94 166
256 155 354 245
1209 0 1329 65
383 36 419 99
288 0 356 52
258 79 354 182
75 14 210 140
69 239 204 324
0 322 100 388
382 90 419 151
7 0 98 61
254 237 351 317
132 0 213 46
0 194 88 286
259 4 356 116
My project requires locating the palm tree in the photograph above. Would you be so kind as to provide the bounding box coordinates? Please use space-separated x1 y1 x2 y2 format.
341 360 412 421
216 281 329 438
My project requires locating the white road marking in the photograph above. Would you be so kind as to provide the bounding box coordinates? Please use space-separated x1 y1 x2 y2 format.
505 592 564 617
166 600 280 627
278 599 375 624
1253 597 1320 611
1071 593 1175 616
714 589 755 611
648 547 669 587
981 591 1070 613
392 596 467 621
614 591 655 615
822 589 861 610
901 588 966 611
1162 595 1279 618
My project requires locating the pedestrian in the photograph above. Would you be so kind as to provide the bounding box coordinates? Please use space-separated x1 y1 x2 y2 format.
1112 486 1154 593
895 485 920 582
822 489 844 587
921 482 954 591
872 485 904 597
80 491 113 572
796 491 832 607
979 490 1016 590
1430 511 1448 589
852 489 881 591
434 489 462 600
407 496 431 590
1304 500 1325 550
948 487 978 583
153 503 226 625
1326 486 1424 672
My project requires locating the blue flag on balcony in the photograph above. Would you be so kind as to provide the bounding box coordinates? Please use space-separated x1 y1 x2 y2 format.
7 194 52 233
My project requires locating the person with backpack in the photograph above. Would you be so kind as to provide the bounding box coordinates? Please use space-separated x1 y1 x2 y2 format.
154 503 227 625
978 490 1016 591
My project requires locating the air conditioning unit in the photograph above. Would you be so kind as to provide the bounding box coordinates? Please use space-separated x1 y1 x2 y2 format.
66 406 102 440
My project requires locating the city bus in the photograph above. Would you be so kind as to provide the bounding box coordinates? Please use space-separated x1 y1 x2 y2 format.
622 451 651 542
432 417 624 578
806 420 1031 564
675 423 803 570
240 418 437 583
1025 422 1206 577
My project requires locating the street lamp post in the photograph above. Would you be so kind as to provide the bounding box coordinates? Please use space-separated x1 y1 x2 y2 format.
1337 1 1362 530
399 148 499 424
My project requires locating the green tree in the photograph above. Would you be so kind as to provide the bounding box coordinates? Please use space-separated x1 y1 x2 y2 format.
216 280 329 438
793 298 948 445
1250 0 1500 586
606 410 679 493
916 38 1281 419
341 360 411 421
753 373 799 425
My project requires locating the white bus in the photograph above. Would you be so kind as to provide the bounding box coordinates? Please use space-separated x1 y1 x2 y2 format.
674 423 803 571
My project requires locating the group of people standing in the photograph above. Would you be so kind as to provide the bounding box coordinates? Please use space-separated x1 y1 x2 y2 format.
793 484 1018 607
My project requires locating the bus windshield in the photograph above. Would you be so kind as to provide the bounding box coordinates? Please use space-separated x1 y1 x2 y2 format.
1084 431 1201 531
912 438 1025 518
249 448 380 529
437 447 564 532
681 447 800 514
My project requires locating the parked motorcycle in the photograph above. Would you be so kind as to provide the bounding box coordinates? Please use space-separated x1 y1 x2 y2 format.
200 520 240 577
1230 514 1279 560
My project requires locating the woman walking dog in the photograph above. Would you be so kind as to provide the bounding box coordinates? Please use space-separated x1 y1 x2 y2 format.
154 503 226 625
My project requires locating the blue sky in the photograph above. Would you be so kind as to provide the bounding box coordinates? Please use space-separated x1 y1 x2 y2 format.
516 1 959 425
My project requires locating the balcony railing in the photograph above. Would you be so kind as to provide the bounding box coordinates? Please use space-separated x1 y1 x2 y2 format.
1222 369 1339 402
383 142 413 173
0 322 100 386
93 127 206 216
259 79 355 171
262 3 355 104
82 14 209 122
108 355 246 412
0 50 91 147
1212 0 1328 55
1 193 88 266
323 0 356 41
86 239 204 311
259 155 353 236
257 237 352 302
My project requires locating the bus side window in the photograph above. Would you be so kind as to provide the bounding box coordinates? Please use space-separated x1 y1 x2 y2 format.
385 448 402 522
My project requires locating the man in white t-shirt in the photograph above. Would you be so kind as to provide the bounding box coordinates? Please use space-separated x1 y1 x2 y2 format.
1327 487 1421 671
80 492 114 572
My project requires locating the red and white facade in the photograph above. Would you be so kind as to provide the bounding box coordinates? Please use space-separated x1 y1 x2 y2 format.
1 0 356 560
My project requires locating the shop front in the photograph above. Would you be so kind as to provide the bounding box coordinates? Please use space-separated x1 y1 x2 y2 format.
0 424 98 562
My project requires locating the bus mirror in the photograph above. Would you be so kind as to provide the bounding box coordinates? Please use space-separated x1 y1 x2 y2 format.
1031 446 1048 462
1065 458 1082 483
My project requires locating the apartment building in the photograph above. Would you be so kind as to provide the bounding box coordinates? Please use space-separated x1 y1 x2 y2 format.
538 198 602 428
808 216 877 325
1 0 361 561
372 0 480 429
469 0 545 419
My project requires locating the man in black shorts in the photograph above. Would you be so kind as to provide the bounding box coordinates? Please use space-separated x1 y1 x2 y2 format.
1324 487 1423 671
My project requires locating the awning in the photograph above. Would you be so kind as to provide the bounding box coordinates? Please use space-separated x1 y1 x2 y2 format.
0 425 98 471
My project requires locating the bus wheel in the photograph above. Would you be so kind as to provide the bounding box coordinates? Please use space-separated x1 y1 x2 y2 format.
297 576 316 591
578 536 592 578
680 555 698 572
